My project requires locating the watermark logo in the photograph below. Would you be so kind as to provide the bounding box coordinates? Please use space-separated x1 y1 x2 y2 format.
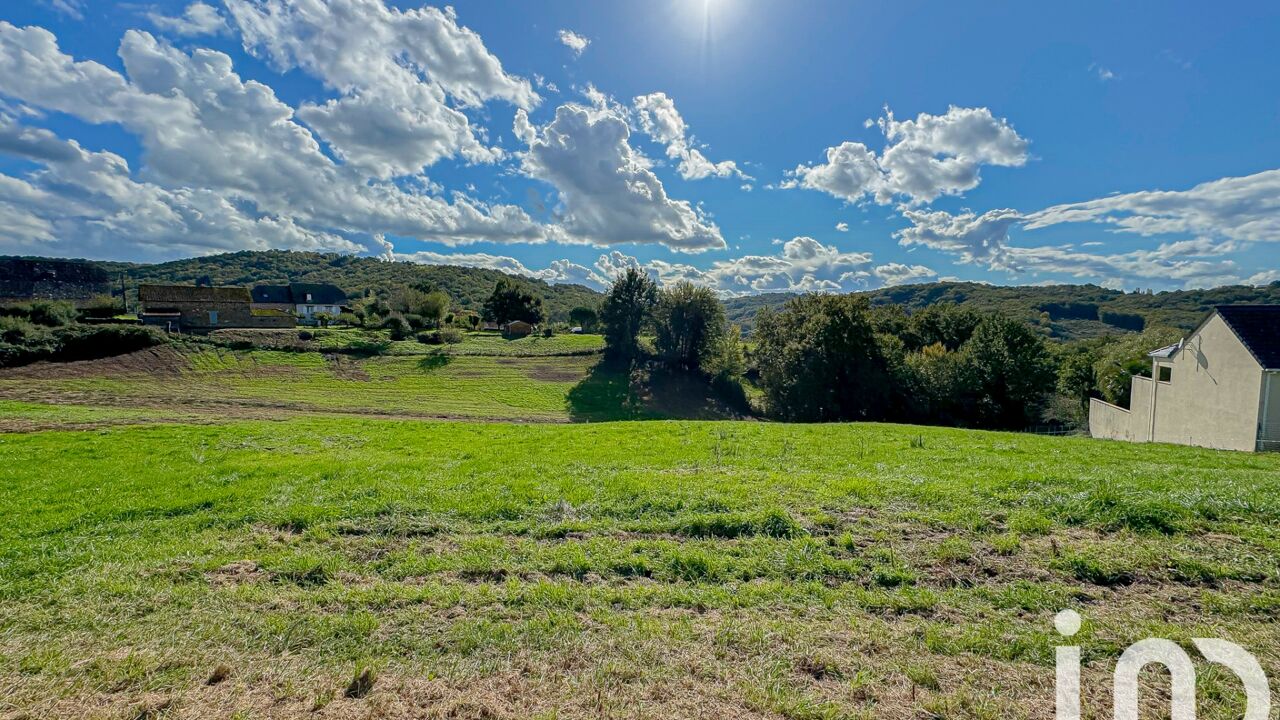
1055 609 1271 720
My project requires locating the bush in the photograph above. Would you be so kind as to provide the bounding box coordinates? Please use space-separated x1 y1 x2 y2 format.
336 312 359 326
418 328 464 345
382 315 412 340
78 295 123 319
53 324 166 362
542 327 554 338
297 330 314 341
0 300 78 328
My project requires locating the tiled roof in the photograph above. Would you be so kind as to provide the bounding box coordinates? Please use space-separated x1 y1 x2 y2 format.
289 283 347 305
138 284 250 303
251 285 292 303
1215 305 1280 370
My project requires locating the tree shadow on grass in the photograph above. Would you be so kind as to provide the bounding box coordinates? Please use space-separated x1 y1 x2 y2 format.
417 353 452 371
567 359 752 422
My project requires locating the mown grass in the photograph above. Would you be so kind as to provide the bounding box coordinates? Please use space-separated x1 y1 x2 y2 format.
1 418 1277 718
0 347 598 422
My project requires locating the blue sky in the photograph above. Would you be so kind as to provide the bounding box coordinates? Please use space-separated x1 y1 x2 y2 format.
1 0 1278 293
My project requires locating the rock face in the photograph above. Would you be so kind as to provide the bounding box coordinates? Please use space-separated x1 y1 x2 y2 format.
0 257 113 301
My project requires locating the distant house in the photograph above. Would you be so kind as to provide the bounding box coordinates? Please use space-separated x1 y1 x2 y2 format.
502 320 534 338
1090 305 1280 452
138 284 294 331
251 283 348 324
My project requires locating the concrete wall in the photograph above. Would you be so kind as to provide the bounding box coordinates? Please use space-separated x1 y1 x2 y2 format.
1261 372 1280 452
1089 398 1138 442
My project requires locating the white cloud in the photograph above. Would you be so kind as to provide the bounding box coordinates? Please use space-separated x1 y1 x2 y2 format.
515 103 726 251
1023 169 1280 244
0 23 551 259
44 0 83 20
589 237 892 296
398 250 608 289
632 92 748 181
785 105 1029 206
1246 270 1280 286
223 0 535 177
149 2 229 37
873 262 938 286
895 207 1246 289
557 29 589 57
0 113 366 260
835 222 849 232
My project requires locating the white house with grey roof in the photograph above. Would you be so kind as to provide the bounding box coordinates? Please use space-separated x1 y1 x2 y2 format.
1090 305 1280 452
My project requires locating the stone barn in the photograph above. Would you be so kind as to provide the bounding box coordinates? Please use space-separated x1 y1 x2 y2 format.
138 284 294 331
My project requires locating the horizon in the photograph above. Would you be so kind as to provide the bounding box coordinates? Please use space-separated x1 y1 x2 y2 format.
2 1 1279 296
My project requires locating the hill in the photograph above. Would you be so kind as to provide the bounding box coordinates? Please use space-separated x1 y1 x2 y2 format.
4 251 603 323
8 252 1280 338
726 280 1280 338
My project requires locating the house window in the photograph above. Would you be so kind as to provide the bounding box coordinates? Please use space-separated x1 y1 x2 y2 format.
209 310 218 326
1158 365 1172 382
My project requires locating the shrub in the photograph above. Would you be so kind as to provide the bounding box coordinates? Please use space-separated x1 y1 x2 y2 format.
541 327 554 338
53 324 166 362
79 295 123 319
439 328 464 344
382 315 412 340
417 331 444 345
0 300 78 328
297 330 314 341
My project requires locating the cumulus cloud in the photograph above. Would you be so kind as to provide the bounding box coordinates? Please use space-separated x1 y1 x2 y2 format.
873 262 938 286
835 222 849 232
223 0 535 178
149 2 229 37
0 112 365 259
557 29 589 56
632 92 748 180
0 22 551 259
515 103 726 251
785 105 1029 206
590 237 893 296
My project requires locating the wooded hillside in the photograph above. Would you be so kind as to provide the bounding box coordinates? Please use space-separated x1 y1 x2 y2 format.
726 281 1280 338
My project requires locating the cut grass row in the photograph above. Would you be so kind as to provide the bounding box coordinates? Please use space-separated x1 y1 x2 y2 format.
1 418 1278 718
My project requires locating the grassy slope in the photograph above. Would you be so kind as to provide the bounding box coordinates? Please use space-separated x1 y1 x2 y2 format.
0 330 613 424
1 418 1278 719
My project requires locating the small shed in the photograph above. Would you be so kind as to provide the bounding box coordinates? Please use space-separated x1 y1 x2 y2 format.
502 320 534 338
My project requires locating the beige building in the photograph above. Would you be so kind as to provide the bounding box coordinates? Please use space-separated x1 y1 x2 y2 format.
1090 305 1280 452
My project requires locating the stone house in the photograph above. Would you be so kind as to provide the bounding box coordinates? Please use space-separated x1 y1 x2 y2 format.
138 284 294 331
251 283 348 324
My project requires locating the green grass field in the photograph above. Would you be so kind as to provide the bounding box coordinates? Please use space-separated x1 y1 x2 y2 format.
1 415 1278 719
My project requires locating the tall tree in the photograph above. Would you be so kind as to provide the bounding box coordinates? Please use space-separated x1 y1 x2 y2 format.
568 306 599 331
962 315 1055 429
599 268 657 363
652 282 726 372
419 290 451 329
482 278 545 324
753 294 895 422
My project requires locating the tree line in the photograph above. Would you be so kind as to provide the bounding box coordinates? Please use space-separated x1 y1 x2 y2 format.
595 270 1179 431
